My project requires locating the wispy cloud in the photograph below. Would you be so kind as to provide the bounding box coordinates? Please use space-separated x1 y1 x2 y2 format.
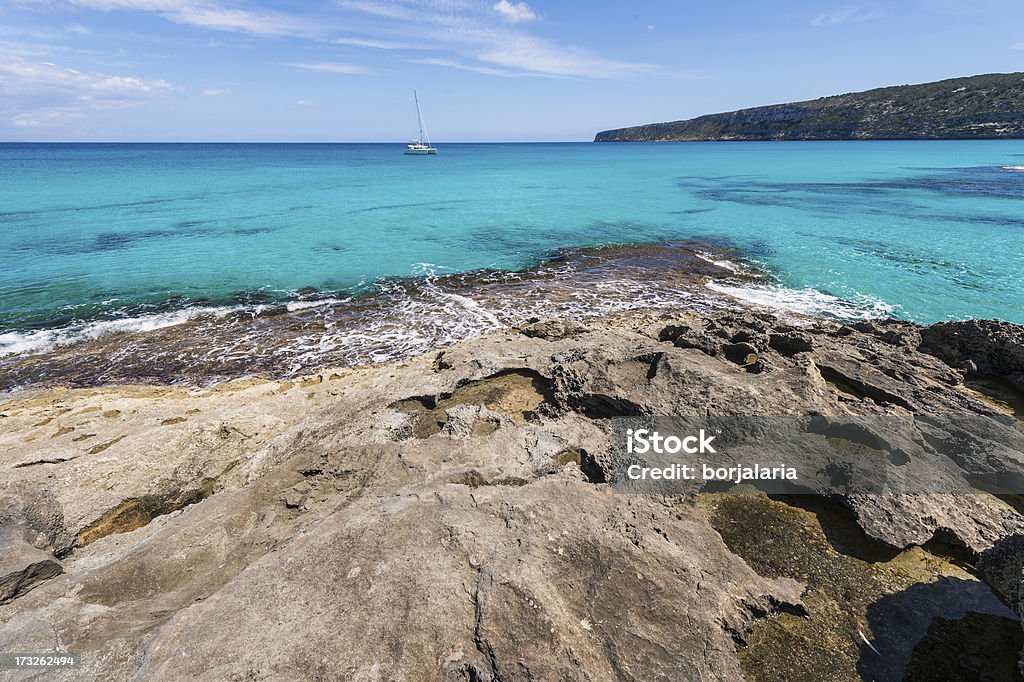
295 99 313 106
811 6 884 27
288 61 372 75
333 36 424 50
492 0 536 24
60 0 324 38
0 54 175 99
475 34 655 78
409 56 518 77
337 0 655 79
0 53 175 127
201 87 225 95
163 6 319 37
15 0 658 80
1013 42 1024 50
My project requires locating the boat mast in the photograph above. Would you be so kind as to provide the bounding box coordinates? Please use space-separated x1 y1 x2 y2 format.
414 90 430 147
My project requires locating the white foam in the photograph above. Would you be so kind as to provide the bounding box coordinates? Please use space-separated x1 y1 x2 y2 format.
430 291 503 328
694 251 751 274
285 297 346 312
0 306 239 356
3 253 896 377
705 281 894 321
1001 166 1024 172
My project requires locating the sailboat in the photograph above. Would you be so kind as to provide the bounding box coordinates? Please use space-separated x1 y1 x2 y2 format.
405 90 437 155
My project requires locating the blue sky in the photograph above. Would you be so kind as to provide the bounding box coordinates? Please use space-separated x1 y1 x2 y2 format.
1 0 1023 141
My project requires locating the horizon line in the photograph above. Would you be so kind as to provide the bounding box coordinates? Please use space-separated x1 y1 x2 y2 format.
0 140 599 145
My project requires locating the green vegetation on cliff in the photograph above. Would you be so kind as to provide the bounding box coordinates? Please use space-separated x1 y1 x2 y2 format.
595 72 1024 141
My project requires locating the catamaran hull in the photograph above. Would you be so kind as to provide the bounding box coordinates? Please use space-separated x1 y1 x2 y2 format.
404 148 437 155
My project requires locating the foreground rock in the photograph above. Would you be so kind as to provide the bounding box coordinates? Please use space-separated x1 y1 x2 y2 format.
1 309 1022 680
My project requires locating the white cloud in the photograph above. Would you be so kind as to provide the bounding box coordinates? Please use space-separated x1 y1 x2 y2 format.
15 0 657 81
288 61 372 75
1013 43 1024 50
12 107 85 127
0 22 94 48
0 54 175 127
338 0 655 79
409 57 518 77
476 34 655 78
201 87 225 96
0 38 56 57
66 0 193 9
60 0 322 38
334 36 423 50
163 6 317 37
332 0 421 22
0 55 175 99
296 99 313 106
492 0 535 23
811 7 884 27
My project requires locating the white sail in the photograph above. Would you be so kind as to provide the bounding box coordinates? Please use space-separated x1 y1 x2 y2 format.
405 90 437 155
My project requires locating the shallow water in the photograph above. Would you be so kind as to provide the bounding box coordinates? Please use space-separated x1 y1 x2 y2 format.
0 241 750 388
1 141 1022 379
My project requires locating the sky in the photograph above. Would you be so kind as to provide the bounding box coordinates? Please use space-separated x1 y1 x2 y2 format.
1 0 1023 141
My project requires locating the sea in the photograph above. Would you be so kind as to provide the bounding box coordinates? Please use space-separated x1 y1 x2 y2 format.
1 141 1022 388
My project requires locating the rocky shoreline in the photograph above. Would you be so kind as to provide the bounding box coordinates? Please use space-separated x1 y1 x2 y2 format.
2 306 1023 680
593 72 1024 142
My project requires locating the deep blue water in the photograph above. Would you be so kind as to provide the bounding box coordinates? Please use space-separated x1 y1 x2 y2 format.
2 141 1023 355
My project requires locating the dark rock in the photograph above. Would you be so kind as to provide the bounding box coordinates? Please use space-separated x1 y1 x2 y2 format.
920 319 1024 390
769 332 814 356
722 342 759 366
674 333 721 357
979 534 1024 616
902 612 1023 682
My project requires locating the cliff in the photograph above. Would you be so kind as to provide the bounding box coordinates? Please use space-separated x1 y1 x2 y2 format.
595 72 1024 141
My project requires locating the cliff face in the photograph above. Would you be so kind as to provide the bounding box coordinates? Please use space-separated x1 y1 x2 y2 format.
595 72 1024 141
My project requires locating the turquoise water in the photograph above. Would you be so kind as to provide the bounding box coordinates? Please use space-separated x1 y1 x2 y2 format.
1 141 1023 355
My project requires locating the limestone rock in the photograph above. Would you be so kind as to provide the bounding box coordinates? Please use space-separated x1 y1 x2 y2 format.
1 309 1023 679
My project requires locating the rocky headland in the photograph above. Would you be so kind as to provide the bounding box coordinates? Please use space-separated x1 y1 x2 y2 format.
595 72 1024 142
1 306 1024 680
